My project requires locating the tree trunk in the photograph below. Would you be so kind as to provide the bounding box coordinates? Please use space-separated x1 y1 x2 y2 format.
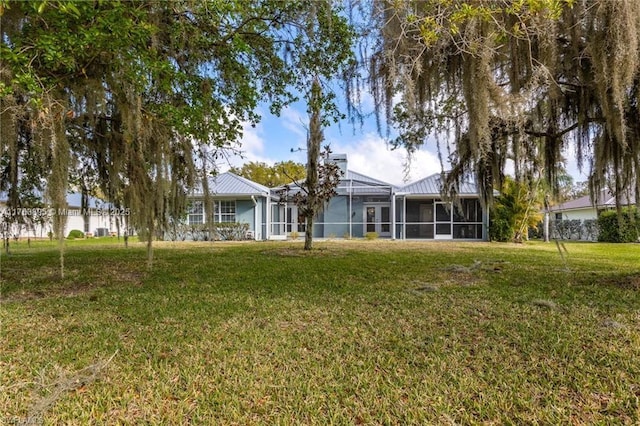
543 212 550 242
58 231 65 279
146 220 154 270
304 79 322 251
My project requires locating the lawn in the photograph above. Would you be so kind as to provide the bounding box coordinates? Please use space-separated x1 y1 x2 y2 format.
1 239 639 424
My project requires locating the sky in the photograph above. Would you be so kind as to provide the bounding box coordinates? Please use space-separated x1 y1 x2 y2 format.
219 94 589 187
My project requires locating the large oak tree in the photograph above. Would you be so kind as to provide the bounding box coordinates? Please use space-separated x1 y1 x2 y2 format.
369 0 640 209
0 0 354 271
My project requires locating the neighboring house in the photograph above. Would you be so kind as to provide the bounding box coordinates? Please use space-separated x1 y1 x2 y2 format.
270 154 488 241
545 189 637 240
548 190 637 221
186 172 271 240
0 192 127 239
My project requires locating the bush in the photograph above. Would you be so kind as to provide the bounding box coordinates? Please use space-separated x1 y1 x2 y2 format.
597 208 640 242
365 232 379 240
488 218 512 242
213 222 250 241
67 229 84 239
289 231 299 240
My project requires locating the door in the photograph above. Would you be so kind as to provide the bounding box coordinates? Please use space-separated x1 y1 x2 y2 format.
364 204 391 237
434 202 452 239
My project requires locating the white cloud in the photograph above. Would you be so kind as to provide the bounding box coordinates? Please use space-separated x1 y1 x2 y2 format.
218 121 276 171
563 143 590 181
329 133 441 186
280 106 307 139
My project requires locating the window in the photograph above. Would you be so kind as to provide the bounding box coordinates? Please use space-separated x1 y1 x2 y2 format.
214 200 236 223
555 213 563 221
286 207 306 232
453 199 480 222
452 199 483 239
188 201 204 225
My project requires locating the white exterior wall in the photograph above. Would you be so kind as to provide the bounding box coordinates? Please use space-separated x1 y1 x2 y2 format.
553 208 597 221
2 208 126 239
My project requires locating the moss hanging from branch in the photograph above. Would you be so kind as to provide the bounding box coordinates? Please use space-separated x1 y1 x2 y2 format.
370 0 640 208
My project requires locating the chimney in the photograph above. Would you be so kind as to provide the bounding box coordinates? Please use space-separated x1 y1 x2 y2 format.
327 153 348 176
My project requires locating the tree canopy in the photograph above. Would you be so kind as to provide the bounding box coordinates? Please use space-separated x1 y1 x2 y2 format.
370 0 640 209
229 161 306 187
0 0 354 268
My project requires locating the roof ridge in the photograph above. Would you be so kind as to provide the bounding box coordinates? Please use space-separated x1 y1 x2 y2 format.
223 171 270 193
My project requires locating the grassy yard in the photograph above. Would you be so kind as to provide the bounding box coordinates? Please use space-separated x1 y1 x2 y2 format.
1 239 639 424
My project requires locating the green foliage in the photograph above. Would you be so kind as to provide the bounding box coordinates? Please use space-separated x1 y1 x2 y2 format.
489 177 544 242
66 229 84 240
1 0 355 268
597 208 640 243
230 161 306 187
488 218 512 242
365 231 379 240
372 0 640 209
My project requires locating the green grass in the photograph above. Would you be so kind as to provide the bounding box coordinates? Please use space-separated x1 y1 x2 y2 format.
1 240 639 424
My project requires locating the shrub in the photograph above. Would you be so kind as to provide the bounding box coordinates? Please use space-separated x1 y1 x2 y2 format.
583 219 598 240
213 222 250 241
598 208 640 242
67 229 84 239
365 232 379 240
488 218 512 242
289 231 299 240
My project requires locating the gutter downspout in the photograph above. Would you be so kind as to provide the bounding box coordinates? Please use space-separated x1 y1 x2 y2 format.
391 188 396 240
266 195 270 240
349 180 352 239
251 196 257 240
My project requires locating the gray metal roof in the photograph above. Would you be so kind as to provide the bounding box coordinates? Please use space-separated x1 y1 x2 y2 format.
272 170 395 198
346 170 394 187
548 189 637 212
399 173 480 196
194 172 270 197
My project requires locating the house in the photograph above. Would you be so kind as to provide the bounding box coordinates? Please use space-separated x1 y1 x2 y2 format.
395 174 487 240
545 189 637 240
185 172 271 240
548 190 637 221
269 154 488 241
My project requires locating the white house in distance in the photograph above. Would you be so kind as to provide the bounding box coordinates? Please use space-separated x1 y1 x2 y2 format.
0 192 127 239
544 188 637 241
548 189 637 221
185 154 490 241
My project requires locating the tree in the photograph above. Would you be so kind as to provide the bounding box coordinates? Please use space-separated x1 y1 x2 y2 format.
0 0 355 271
489 177 544 243
229 161 306 187
273 0 355 250
368 0 640 212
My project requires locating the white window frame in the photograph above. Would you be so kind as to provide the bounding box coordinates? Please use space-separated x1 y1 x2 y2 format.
214 200 236 223
188 200 204 225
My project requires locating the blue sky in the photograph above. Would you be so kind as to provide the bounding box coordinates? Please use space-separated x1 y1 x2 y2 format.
220 93 588 186
220 91 443 186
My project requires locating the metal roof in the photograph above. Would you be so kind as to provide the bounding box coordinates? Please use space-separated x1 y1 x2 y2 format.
399 173 479 196
194 172 269 197
271 170 395 198
346 170 394 187
548 190 637 212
